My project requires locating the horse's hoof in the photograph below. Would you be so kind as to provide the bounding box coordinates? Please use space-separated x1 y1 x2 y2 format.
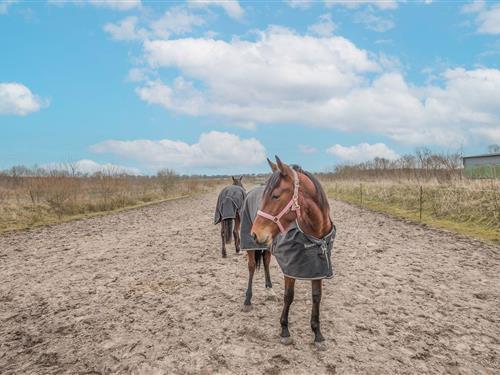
242 304 252 312
280 336 294 346
222 253 227 258
314 341 327 351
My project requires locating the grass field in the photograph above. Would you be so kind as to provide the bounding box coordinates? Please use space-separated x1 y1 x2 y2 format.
0 172 226 234
2 167 499 244
322 178 500 243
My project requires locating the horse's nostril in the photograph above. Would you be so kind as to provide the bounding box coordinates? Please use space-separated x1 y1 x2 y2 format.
251 232 257 242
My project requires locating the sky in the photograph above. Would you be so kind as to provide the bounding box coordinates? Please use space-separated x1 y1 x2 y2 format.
1 0 500 175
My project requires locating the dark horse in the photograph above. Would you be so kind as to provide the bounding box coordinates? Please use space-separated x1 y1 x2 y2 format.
251 156 335 348
214 176 245 258
239 185 273 312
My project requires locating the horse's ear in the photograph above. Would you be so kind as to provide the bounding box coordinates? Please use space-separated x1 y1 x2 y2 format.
275 155 290 177
232 176 237 182
239 176 243 181
267 158 278 172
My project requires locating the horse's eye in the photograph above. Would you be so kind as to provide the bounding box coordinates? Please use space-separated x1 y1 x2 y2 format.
272 194 280 200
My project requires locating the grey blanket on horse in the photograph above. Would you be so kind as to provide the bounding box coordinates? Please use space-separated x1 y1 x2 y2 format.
214 185 246 224
240 186 270 251
273 221 336 280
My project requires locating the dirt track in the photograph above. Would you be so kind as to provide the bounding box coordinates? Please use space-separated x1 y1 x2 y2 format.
0 190 499 374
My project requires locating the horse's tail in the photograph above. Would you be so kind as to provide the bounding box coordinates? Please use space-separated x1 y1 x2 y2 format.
255 250 264 270
222 218 233 243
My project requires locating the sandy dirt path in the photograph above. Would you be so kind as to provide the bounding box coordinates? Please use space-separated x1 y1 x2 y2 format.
0 190 499 375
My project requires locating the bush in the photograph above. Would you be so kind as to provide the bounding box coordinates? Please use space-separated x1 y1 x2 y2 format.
0 165 227 232
157 169 180 195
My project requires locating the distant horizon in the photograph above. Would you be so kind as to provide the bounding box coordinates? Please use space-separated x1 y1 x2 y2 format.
1 0 499 175
1 147 475 177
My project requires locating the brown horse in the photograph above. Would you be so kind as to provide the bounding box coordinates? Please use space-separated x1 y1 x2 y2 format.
251 157 335 347
214 176 245 258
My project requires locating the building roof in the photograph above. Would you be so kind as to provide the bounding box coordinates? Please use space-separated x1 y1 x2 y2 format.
462 153 500 160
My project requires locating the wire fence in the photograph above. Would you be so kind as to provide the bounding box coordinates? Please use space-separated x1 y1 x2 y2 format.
324 180 500 230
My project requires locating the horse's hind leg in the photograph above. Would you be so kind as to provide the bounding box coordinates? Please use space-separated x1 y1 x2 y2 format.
280 276 295 345
220 224 227 258
263 250 272 288
311 279 325 346
233 214 241 254
243 251 256 312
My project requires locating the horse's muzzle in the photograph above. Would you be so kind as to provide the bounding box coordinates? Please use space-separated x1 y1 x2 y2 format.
251 230 271 246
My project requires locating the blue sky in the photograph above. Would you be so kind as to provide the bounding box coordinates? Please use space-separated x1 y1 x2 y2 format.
1 0 500 175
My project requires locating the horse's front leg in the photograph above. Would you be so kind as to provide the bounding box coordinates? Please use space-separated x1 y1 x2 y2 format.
263 250 272 288
311 279 325 346
280 276 295 345
242 251 256 312
233 214 241 254
220 224 227 258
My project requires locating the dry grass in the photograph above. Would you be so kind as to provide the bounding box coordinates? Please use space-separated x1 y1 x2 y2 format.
322 178 500 243
0 173 226 234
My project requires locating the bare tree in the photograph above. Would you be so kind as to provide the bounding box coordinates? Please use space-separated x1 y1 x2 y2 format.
328 149 464 182
157 169 179 195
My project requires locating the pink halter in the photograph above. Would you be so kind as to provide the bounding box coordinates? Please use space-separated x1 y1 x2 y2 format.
257 169 301 234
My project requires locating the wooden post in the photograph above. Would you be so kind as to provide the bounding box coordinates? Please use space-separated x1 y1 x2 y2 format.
419 185 423 221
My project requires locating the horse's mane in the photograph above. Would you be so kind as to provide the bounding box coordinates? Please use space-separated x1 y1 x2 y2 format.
264 164 328 208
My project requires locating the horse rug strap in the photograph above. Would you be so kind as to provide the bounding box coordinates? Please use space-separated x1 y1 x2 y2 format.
240 186 270 251
214 185 246 225
272 221 336 280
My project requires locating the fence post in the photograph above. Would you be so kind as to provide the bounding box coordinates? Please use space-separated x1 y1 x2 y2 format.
360 183 363 205
419 185 423 221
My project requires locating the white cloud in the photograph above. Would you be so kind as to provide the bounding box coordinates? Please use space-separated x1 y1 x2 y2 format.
104 7 205 41
461 0 485 14
126 67 150 82
477 5 500 34
90 131 266 169
49 0 141 11
0 0 18 15
354 9 394 32
88 0 141 10
104 16 146 41
143 27 379 101
326 142 399 162
298 144 318 154
462 1 500 35
136 78 205 116
0 82 47 116
308 13 337 37
43 159 141 175
286 0 314 9
472 127 500 144
325 0 398 10
187 0 244 20
150 6 206 38
134 28 500 147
